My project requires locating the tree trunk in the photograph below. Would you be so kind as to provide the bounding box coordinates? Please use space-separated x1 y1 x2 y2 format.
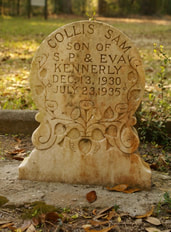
17 0 20 15
0 0 2 15
62 0 72 14
44 0 48 20
27 0 31 18
98 0 106 15
53 0 58 14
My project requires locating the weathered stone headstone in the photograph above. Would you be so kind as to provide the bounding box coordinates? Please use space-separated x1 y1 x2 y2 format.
19 21 151 188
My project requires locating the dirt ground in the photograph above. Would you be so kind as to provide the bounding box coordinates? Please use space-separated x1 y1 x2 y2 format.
0 134 170 232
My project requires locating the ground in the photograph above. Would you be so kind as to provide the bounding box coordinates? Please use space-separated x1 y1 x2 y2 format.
0 134 170 232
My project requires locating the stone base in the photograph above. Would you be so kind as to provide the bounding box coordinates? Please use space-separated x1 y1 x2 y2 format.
19 140 151 189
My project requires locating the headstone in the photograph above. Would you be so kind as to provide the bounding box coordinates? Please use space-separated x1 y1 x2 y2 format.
19 21 151 189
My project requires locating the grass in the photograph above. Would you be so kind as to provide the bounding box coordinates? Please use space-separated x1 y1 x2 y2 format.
0 15 171 110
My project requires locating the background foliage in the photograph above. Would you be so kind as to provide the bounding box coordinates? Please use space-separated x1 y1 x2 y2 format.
0 0 171 17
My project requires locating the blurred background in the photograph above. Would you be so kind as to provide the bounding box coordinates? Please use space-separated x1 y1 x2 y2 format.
0 0 171 18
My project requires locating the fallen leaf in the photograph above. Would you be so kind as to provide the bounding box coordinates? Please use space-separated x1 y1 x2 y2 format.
90 220 109 226
106 184 128 192
45 212 60 223
106 210 117 220
86 191 97 203
12 154 25 161
136 206 154 219
106 184 141 193
9 148 25 156
84 225 117 232
71 213 79 219
82 224 92 230
0 223 14 229
123 188 141 193
8 225 17 231
117 216 121 223
150 163 158 170
97 206 114 216
93 213 107 220
39 214 46 224
32 217 40 226
157 155 168 169
0 221 12 225
83 215 92 219
135 218 143 224
26 224 36 232
145 217 161 226
145 227 161 232
14 137 21 144
92 209 97 215
19 220 32 232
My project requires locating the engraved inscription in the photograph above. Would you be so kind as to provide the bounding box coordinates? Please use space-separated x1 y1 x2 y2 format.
30 21 145 156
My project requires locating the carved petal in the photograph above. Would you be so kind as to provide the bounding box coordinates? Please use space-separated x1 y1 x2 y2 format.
92 128 104 141
129 89 141 101
79 139 92 154
128 71 137 83
121 127 139 151
105 135 115 147
55 123 66 135
45 100 58 111
104 106 114 119
80 100 94 110
67 128 80 139
115 103 128 114
106 125 117 137
35 85 44 95
40 68 47 78
71 107 81 120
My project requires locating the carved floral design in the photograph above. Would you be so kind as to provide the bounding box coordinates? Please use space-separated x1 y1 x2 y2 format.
32 53 143 155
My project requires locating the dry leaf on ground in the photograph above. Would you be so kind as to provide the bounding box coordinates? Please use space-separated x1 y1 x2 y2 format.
26 224 36 232
84 225 117 232
97 206 114 216
19 220 32 232
12 153 26 161
106 210 118 220
82 224 92 230
106 184 128 192
123 188 141 193
8 148 25 156
106 184 141 193
90 220 109 226
136 206 154 219
92 209 97 215
145 217 161 225
45 212 60 223
86 191 97 203
0 221 12 225
0 223 14 229
145 227 161 232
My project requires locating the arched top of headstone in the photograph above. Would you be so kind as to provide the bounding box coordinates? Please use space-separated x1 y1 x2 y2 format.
30 20 145 118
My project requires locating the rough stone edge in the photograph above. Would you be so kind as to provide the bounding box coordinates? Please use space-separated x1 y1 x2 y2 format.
0 110 170 135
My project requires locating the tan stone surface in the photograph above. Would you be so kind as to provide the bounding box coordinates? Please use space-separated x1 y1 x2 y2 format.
19 20 151 188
